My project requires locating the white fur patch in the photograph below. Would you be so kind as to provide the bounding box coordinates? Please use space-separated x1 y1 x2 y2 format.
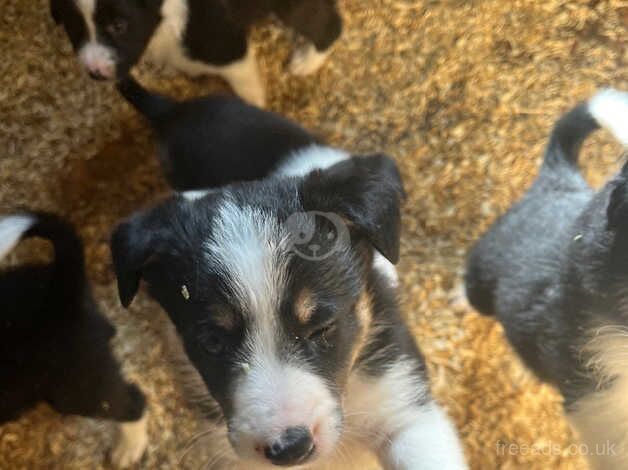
0 215 35 261
382 401 468 470
372 251 398 288
567 326 628 468
181 189 211 201
75 0 96 40
344 360 467 469
78 42 117 78
111 412 149 468
229 355 341 464
204 198 291 319
589 88 628 147
75 0 116 78
275 145 349 178
147 3 265 107
145 0 188 64
289 44 330 76
217 47 265 107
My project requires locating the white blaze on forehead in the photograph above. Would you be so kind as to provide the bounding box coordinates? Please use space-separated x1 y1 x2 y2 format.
204 198 291 320
75 0 97 41
275 145 349 178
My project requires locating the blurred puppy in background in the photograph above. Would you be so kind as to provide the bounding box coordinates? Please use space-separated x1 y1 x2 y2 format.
111 77 469 469
0 211 147 468
49 0 343 106
466 89 628 469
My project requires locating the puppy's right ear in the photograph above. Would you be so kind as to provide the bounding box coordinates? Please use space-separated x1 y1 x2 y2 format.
111 213 155 308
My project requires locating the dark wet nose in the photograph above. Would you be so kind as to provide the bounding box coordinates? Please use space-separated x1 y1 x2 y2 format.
88 70 108 81
264 426 314 466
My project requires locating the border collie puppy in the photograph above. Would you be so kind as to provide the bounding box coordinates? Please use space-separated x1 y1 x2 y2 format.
465 89 628 469
111 78 468 469
49 0 343 106
0 212 147 468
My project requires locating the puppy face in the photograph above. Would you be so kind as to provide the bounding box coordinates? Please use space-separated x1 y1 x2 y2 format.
51 0 163 79
112 156 403 467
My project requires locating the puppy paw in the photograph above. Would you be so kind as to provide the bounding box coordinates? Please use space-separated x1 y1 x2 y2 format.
111 415 148 468
449 282 469 312
289 44 329 76
240 83 266 108
226 74 266 107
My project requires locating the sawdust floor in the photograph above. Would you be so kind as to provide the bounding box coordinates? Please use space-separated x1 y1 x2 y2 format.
1 0 627 468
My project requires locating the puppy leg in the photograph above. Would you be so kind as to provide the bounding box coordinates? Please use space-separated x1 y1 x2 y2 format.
47 348 148 468
111 407 149 469
216 47 265 107
346 362 467 470
377 401 468 470
277 0 342 75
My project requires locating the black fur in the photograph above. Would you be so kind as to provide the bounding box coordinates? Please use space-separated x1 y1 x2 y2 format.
116 76 317 190
0 212 145 424
465 97 628 406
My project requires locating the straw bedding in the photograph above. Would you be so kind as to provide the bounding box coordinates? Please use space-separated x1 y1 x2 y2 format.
0 0 627 468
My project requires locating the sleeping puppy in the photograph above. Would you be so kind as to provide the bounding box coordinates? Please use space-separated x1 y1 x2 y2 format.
49 0 343 106
111 77 468 469
0 211 147 468
465 89 628 469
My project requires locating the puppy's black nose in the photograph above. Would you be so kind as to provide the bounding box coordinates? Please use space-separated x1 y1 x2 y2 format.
88 70 107 81
264 426 314 466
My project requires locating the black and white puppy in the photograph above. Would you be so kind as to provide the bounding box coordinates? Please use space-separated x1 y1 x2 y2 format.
49 0 343 106
111 78 468 469
0 212 148 467
465 89 628 469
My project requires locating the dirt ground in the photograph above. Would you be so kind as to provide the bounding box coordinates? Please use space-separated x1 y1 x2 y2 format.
0 0 627 468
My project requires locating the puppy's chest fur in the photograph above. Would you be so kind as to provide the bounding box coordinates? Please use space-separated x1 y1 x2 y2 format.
566 325 628 466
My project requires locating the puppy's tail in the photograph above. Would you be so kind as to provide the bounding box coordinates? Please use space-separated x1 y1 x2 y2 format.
117 75 175 123
543 88 628 170
0 212 87 298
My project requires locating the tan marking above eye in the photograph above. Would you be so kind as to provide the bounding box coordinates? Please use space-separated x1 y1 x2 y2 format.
349 289 373 370
211 306 237 331
295 289 317 323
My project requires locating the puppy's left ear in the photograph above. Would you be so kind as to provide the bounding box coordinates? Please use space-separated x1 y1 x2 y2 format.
300 154 405 264
111 211 159 308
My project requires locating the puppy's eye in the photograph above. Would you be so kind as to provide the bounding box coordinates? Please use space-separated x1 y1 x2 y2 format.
306 321 336 343
107 18 128 36
200 330 224 355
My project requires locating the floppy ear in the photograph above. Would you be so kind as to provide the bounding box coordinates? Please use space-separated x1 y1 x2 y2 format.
300 154 405 264
110 212 157 308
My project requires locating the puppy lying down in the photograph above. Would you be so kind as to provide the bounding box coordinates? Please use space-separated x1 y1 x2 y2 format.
0 212 147 468
111 77 468 469
465 89 628 469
